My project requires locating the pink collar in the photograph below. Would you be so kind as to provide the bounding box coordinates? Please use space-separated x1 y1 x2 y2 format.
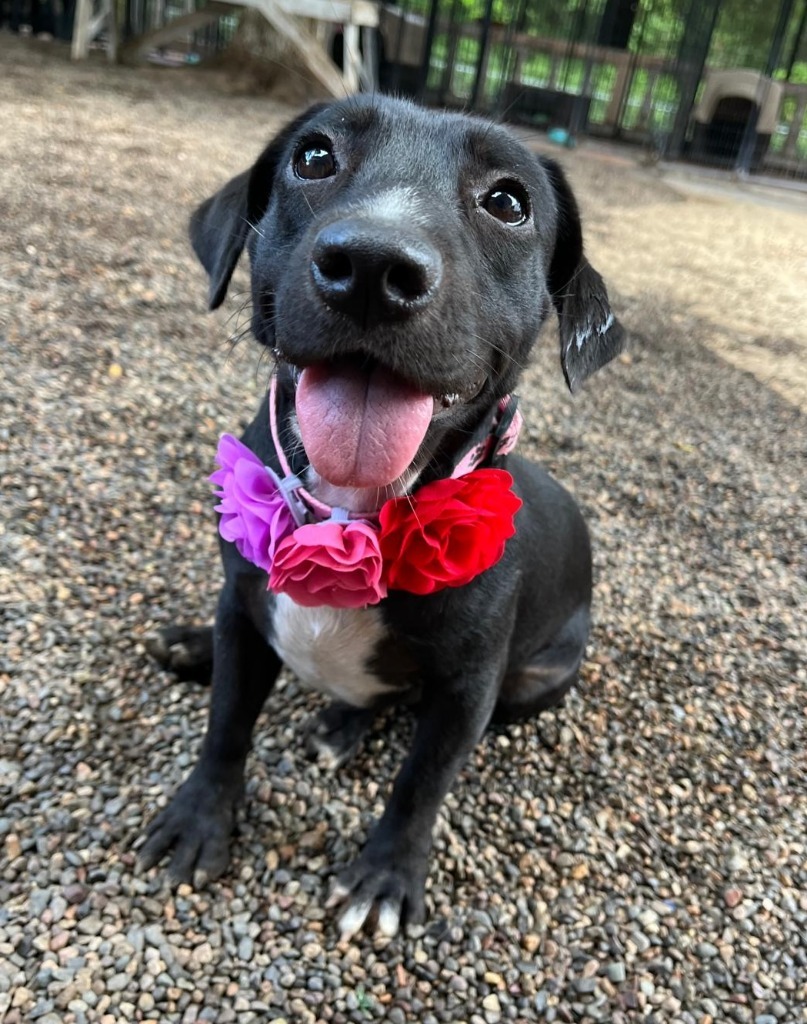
268 374 523 523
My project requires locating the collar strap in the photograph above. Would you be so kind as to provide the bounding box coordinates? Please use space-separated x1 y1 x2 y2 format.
268 374 522 524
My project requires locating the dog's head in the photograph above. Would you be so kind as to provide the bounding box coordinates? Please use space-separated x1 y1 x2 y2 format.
190 96 624 501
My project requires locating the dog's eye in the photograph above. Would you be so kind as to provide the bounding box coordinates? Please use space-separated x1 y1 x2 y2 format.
482 185 529 225
295 143 337 181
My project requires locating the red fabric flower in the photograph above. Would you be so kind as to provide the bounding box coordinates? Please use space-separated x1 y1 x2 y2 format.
269 520 387 608
378 469 522 595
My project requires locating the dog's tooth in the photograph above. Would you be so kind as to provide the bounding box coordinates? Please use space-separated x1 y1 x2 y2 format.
440 393 460 409
338 899 373 941
377 901 401 938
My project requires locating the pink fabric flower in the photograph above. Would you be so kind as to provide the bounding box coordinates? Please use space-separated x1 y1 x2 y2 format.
210 434 295 571
269 521 387 609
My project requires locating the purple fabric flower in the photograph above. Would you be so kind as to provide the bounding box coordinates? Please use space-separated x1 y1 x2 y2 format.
210 434 295 571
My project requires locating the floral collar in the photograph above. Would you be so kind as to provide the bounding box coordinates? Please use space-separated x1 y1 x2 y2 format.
211 377 524 608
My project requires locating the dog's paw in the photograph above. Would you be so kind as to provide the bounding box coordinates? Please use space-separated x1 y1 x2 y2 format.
327 846 428 940
145 625 214 685
305 701 376 770
139 769 240 886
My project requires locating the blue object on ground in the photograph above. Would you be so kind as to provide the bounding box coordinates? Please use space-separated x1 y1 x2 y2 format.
547 127 576 148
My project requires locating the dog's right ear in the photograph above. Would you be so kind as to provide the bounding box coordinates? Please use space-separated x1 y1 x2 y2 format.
189 103 329 310
541 156 626 394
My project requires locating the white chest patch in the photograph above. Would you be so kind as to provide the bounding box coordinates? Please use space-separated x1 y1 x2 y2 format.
271 594 393 707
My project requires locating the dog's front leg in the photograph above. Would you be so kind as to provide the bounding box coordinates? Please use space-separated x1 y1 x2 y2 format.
140 580 281 886
330 655 503 940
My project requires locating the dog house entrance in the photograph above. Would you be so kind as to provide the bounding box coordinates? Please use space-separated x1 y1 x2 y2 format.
689 69 783 171
695 95 758 163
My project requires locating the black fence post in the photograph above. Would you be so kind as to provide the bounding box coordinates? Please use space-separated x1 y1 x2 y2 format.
597 0 638 50
470 0 495 110
667 0 722 159
736 0 796 173
785 0 807 80
492 0 528 118
418 0 443 100
436 0 465 104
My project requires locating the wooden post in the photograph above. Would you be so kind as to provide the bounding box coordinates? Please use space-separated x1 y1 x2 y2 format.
71 0 118 61
342 22 360 92
106 0 118 61
243 0 347 95
360 23 379 92
71 0 92 58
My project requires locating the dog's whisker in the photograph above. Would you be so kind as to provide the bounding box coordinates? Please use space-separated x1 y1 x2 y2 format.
223 300 252 330
299 189 315 218
242 217 266 240
403 489 424 532
468 333 530 374
225 313 254 342
225 331 252 352
225 311 256 346
460 346 496 375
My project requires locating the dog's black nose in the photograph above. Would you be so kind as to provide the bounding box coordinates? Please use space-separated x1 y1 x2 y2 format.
311 220 442 325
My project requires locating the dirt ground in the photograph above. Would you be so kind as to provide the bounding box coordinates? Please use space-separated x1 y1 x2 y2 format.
580 146 807 412
4 34 806 409
1 31 806 1024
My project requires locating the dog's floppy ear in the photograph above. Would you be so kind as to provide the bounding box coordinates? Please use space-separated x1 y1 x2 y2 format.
542 157 625 393
189 168 252 310
189 103 329 310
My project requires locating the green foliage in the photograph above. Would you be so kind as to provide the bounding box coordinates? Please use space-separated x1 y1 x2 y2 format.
708 0 778 69
420 0 807 159
787 59 807 83
630 0 688 57
417 0 806 78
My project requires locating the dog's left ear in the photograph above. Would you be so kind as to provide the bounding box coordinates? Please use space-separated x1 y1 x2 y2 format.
189 103 329 310
541 157 626 393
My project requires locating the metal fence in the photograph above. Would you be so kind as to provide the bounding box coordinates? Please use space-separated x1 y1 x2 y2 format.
378 0 807 181
120 0 239 60
118 0 807 181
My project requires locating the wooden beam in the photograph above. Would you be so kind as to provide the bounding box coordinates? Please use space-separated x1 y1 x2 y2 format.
278 0 376 27
81 0 377 96
71 0 117 61
238 0 347 96
342 22 361 92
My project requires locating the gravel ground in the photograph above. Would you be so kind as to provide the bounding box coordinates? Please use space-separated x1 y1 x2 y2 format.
2 33 806 1024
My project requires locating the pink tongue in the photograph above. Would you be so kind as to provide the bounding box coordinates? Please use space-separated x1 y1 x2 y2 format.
296 363 434 489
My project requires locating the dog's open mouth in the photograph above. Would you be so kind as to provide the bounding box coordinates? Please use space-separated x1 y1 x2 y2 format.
290 357 484 490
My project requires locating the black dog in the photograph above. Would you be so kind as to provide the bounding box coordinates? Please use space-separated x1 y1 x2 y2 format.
141 95 624 939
